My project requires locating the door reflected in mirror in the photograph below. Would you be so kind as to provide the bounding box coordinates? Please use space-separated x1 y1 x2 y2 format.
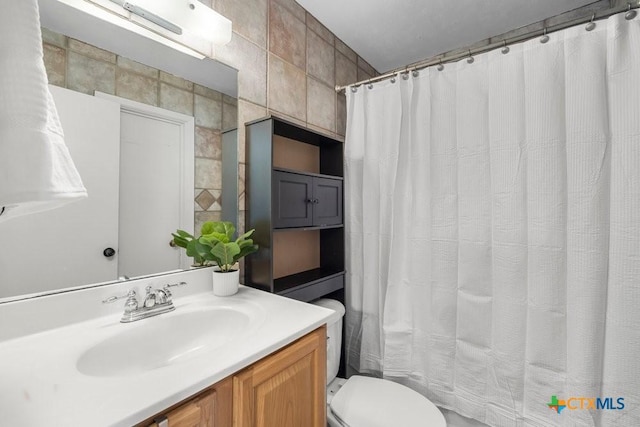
0 27 238 302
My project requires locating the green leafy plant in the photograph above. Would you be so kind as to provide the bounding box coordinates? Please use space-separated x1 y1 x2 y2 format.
172 221 258 272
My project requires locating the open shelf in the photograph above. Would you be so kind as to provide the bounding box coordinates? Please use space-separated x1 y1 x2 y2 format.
246 116 345 302
274 268 345 294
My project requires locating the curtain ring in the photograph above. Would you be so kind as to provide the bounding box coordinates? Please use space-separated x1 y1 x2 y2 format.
626 3 637 20
586 14 596 31
350 86 358 93
436 59 444 71
412 69 419 77
501 40 510 54
367 79 373 89
402 68 410 80
466 50 474 64
390 74 397 83
540 28 550 44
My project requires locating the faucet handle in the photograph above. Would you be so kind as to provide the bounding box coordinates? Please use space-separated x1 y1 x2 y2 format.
165 281 187 288
103 289 139 314
162 281 186 303
102 289 136 304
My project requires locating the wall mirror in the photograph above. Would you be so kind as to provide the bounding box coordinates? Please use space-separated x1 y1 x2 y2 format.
0 0 239 302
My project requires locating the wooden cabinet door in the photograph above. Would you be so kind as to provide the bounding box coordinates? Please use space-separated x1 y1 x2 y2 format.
233 326 327 427
144 377 232 427
273 171 314 228
312 177 343 227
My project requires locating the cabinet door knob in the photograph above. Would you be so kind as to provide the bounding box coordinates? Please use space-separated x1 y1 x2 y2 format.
306 198 314 204
314 198 319 204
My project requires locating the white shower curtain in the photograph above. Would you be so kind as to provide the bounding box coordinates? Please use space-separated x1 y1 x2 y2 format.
345 12 639 427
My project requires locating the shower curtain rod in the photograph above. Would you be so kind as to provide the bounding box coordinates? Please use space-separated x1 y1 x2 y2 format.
335 1 639 92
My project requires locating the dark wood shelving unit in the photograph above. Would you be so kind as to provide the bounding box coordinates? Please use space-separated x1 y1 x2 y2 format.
245 116 345 302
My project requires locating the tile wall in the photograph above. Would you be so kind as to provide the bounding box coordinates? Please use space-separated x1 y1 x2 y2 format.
41 0 379 236
41 28 237 233
206 0 378 233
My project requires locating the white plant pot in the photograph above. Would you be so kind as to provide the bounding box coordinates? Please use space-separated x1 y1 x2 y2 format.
212 268 239 296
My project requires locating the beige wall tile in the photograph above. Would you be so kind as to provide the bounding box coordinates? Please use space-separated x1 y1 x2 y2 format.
195 94 223 129
223 102 238 131
195 211 222 234
306 77 335 132
216 0 267 48
41 27 66 48
116 69 158 106
43 44 66 87
336 92 347 137
306 13 334 45
216 33 267 106
237 100 267 163
307 30 334 87
209 189 222 211
271 0 306 21
269 1 306 70
196 127 222 159
357 67 373 82
194 84 223 101
238 163 246 210
195 158 222 189
197 0 213 7
117 56 158 79
160 71 194 91
67 52 116 95
223 94 238 106
335 38 357 63
335 51 357 88
268 54 306 121
358 56 377 76
68 38 116 63
159 82 194 115
195 189 216 210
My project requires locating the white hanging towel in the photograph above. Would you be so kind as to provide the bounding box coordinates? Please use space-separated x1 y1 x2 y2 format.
0 0 87 222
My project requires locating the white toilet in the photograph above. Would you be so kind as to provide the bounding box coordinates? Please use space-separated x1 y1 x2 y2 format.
313 298 446 427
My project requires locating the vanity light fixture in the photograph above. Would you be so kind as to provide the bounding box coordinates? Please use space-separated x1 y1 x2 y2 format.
53 0 232 59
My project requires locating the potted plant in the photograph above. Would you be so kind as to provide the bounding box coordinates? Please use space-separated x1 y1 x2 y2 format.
172 221 258 296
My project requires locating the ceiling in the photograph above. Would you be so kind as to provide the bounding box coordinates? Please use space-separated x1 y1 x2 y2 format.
296 0 598 73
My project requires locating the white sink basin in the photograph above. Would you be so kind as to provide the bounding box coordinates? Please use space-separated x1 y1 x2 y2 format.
77 306 255 377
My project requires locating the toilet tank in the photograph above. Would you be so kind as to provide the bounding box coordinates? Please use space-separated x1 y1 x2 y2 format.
312 298 345 384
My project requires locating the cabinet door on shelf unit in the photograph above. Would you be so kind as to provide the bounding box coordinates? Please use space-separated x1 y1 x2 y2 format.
273 171 314 228
312 177 343 226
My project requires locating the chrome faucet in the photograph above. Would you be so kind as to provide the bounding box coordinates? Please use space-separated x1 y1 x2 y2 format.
103 281 187 323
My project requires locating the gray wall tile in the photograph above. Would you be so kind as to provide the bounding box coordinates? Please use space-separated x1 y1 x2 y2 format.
217 0 267 48
306 13 334 45
268 54 306 121
43 44 66 87
307 77 335 132
195 94 223 129
68 38 116 63
159 82 194 115
307 30 335 87
67 52 115 95
116 69 158 106
269 1 306 70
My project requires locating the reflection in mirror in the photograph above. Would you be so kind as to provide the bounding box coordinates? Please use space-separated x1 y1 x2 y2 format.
0 7 238 302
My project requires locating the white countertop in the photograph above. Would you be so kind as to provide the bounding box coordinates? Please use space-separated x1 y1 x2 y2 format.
0 284 333 426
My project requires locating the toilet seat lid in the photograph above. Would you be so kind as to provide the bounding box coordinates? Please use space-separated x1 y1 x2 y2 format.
330 376 446 427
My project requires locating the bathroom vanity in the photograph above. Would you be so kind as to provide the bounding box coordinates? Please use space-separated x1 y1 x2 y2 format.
138 327 326 427
0 268 332 426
